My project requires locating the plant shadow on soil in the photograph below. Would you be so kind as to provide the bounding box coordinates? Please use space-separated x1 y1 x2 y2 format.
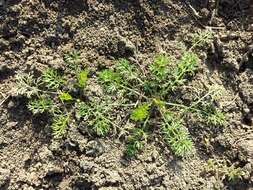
5 96 52 145
0 65 15 81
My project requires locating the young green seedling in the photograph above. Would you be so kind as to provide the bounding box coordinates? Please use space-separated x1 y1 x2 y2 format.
15 31 225 158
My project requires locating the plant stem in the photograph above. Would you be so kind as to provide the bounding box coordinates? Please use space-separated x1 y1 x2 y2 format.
164 102 199 112
96 112 116 127
189 89 217 109
119 84 148 99
108 103 136 107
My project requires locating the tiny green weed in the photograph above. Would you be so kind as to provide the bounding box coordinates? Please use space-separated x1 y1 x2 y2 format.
161 112 193 156
226 164 245 181
169 51 198 88
76 99 114 136
59 92 73 102
92 116 110 136
206 159 245 182
51 114 69 138
42 68 65 90
98 69 122 93
15 73 40 98
191 30 213 49
130 103 150 122
76 101 90 120
28 95 54 114
205 108 226 126
64 50 81 71
149 54 170 81
77 69 89 89
126 128 147 157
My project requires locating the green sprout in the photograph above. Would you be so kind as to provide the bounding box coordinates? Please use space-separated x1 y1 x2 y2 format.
130 103 150 122
76 100 113 136
15 73 40 98
191 30 213 48
77 69 89 88
206 109 226 126
76 101 91 120
64 50 81 71
206 159 245 182
42 68 65 90
149 54 170 80
99 69 121 84
59 92 73 102
28 96 54 114
51 114 69 138
115 58 141 84
170 51 198 87
126 128 147 157
98 69 122 93
161 112 193 156
226 164 245 181
92 117 110 136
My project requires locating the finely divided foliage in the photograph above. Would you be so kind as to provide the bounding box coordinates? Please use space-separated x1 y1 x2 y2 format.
206 159 245 182
130 103 150 122
15 31 225 157
15 73 40 97
28 95 54 114
41 68 65 90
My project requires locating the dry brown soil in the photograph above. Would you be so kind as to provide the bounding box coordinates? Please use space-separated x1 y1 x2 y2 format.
0 0 253 189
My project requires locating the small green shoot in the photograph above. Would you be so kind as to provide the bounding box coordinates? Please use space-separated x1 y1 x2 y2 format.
149 54 170 80
130 103 150 122
59 92 73 101
170 51 198 87
98 69 122 92
115 58 141 84
64 50 81 71
76 100 113 136
191 30 213 48
77 69 89 88
51 115 69 138
115 59 133 75
16 33 225 158
76 101 90 120
15 73 40 98
42 68 65 90
161 112 193 156
28 96 54 114
206 109 226 126
206 159 245 182
226 164 245 181
92 117 110 136
196 102 226 126
99 69 121 84
126 128 147 157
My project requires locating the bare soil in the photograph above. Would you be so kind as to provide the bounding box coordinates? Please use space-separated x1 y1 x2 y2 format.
0 0 253 189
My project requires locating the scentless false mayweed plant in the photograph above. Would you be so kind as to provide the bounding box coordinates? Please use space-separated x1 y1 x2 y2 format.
205 159 245 184
15 30 225 157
